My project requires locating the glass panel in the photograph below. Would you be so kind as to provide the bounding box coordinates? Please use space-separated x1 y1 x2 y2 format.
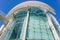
3 7 55 40
26 7 55 40
4 19 15 40
4 10 27 40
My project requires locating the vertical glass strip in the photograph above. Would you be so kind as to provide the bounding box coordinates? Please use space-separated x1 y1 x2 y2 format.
20 11 29 40
4 10 27 40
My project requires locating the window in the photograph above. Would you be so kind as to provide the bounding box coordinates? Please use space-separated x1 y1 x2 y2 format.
9 10 27 40
26 7 55 40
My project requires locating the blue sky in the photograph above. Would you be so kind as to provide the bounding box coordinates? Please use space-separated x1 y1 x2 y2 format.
0 0 60 26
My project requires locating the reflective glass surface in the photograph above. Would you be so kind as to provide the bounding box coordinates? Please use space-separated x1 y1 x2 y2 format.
9 10 27 40
4 7 55 40
26 7 55 40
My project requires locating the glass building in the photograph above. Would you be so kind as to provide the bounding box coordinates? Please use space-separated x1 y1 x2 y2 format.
0 1 60 40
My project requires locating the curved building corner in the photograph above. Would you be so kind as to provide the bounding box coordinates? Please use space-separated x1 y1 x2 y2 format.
0 1 60 40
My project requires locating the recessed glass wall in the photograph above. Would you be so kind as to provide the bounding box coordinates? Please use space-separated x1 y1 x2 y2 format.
9 10 27 40
4 7 55 40
26 7 55 40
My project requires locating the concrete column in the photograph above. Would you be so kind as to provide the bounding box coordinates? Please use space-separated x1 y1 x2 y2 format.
47 14 60 40
0 14 8 24
49 14 60 32
20 11 29 40
0 14 8 36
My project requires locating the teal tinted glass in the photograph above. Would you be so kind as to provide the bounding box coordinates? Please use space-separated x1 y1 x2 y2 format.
26 7 55 40
9 10 27 40
4 7 55 40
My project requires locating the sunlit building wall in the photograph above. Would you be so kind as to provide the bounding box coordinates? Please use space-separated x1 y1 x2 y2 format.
0 1 60 40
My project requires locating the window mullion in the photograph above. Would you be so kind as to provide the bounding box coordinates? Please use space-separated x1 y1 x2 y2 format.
20 10 29 40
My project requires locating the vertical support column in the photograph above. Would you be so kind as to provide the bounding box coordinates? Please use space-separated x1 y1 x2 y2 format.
0 17 13 40
20 11 29 40
0 15 8 37
0 14 8 24
46 14 60 40
49 14 60 32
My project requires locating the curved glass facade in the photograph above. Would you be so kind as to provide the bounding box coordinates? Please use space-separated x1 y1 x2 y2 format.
26 7 54 40
3 7 55 40
9 10 27 40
